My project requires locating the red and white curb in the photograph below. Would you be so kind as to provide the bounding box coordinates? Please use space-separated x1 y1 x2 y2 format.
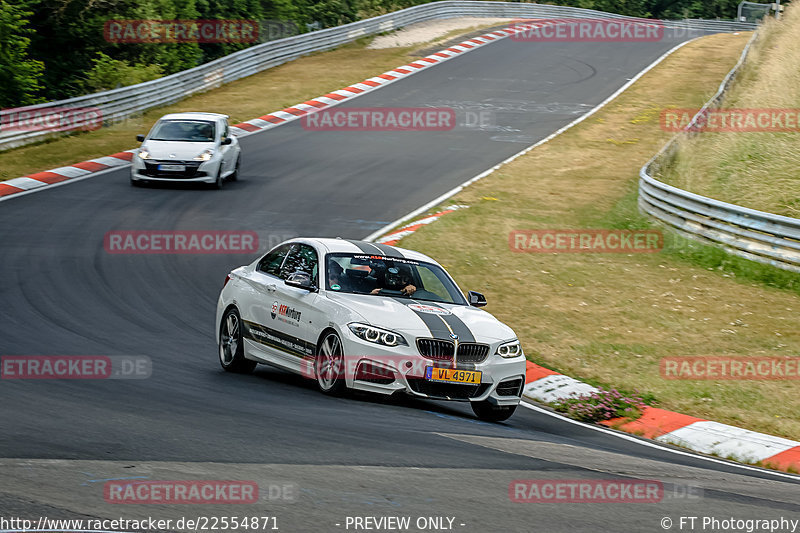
0 151 134 199
523 361 800 472
375 205 468 245
0 19 556 201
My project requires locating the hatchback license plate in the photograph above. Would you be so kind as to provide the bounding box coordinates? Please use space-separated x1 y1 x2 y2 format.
158 164 185 171
425 366 481 384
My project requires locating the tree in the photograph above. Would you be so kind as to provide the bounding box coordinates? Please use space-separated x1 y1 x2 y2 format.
82 51 164 92
0 0 45 107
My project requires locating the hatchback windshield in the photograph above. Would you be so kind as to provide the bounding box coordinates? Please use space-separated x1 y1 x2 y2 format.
150 120 216 142
325 253 467 305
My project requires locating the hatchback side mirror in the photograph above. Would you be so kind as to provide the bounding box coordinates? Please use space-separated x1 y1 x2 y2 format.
468 290 487 307
136 134 145 142
221 137 233 145
285 271 316 292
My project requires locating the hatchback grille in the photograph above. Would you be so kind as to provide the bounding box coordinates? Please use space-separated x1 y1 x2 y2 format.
142 160 204 179
416 339 490 364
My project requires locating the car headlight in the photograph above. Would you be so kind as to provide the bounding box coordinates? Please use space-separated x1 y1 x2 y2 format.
348 323 408 347
496 340 522 358
194 149 214 161
138 150 151 160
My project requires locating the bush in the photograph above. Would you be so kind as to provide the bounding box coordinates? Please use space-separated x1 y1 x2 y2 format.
552 387 646 423
82 52 163 93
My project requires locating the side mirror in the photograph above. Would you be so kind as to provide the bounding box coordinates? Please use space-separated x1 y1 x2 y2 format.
467 290 487 307
221 137 233 145
136 134 145 142
285 271 316 292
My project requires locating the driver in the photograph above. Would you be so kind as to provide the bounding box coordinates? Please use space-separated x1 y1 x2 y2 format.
197 123 214 141
371 264 416 296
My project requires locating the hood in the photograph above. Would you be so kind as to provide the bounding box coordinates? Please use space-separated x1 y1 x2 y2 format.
142 140 215 161
325 292 516 342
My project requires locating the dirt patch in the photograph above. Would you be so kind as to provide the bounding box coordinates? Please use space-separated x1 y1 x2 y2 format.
367 17 512 50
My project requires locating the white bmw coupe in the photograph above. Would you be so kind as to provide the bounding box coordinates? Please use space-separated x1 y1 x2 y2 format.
216 238 526 421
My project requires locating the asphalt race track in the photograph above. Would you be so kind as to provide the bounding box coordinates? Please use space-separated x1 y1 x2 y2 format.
1 27 798 532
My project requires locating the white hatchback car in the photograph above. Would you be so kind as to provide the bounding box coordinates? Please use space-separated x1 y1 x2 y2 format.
131 112 241 189
216 238 527 422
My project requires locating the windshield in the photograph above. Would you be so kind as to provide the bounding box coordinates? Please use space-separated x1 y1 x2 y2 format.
325 253 467 305
149 120 216 142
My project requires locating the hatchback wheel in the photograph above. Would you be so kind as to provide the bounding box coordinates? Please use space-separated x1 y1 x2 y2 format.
229 155 241 181
212 165 223 189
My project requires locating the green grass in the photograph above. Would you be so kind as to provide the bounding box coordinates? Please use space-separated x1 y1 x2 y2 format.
656 5 800 217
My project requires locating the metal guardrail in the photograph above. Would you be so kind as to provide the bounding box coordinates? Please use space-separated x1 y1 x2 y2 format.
639 31 800 273
0 1 755 151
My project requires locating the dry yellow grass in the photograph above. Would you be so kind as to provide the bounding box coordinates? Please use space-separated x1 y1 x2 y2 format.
659 5 800 217
401 32 800 440
0 21 508 181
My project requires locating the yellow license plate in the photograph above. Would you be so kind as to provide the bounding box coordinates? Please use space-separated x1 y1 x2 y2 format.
425 366 482 384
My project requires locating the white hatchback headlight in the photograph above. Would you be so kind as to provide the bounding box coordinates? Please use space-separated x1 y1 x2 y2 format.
194 149 214 161
138 150 151 160
348 323 408 347
496 340 522 358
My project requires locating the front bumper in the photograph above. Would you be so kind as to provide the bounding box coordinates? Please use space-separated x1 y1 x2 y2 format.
131 157 220 183
340 328 525 405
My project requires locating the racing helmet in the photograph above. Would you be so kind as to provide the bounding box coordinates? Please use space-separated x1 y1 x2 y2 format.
385 264 412 288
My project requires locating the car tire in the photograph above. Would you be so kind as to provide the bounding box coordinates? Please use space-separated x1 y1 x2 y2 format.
315 331 346 395
471 401 517 422
219 308 256 373
229 155 240 182
212 165 223 190
130 178 141 187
